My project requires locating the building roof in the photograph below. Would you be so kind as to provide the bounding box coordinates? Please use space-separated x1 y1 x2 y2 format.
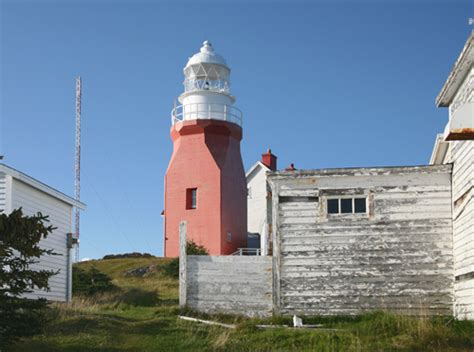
185 41 228 69
0 163 86 209
246 161 271 180
429 134 449 165
436 31 474 107
267 164 452 179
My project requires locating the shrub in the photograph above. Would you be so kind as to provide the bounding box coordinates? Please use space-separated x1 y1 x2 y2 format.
72 266 116 296
102 252 155 260
161 240 209 278
186 240 208 255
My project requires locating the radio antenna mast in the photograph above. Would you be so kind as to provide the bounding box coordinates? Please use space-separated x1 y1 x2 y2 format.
74 77 82 262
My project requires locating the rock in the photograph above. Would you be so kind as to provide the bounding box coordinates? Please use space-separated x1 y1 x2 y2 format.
124 265 157 277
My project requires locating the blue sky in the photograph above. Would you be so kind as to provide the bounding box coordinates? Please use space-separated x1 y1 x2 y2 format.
1 0 472 259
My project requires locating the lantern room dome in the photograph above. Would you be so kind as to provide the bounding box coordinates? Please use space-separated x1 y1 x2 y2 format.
185 41 228 68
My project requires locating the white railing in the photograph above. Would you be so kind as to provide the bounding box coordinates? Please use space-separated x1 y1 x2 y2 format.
171 103 243 127
231 248 261 256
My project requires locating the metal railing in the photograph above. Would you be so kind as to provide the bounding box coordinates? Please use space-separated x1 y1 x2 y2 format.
171 103 243 127
231 248 261 256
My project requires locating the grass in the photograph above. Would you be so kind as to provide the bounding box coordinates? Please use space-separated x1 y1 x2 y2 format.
8 257 474 351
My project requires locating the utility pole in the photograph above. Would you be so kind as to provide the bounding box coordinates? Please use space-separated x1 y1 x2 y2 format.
74 77 82 262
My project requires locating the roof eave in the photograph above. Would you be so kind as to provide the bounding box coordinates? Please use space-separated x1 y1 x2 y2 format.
429 133 449 165
0 164 86 210
246 161 270 179
436 31 474 107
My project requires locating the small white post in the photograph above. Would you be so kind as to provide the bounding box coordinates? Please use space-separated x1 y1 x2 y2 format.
179 221 187 308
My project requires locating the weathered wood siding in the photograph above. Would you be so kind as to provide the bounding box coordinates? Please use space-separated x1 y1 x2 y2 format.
449 67 474 320
269 165 454 316
186 256 273 317
11 178 72 302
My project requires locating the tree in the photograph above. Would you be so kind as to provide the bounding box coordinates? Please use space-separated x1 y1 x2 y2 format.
0 208 58 347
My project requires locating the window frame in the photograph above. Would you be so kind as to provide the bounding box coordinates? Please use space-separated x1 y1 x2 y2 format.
325 196 368 216
186 188 198 210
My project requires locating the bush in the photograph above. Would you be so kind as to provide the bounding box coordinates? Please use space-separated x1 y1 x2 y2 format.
72 266 116 296
102 252 155 260
186 240 208 255
161 240 209 279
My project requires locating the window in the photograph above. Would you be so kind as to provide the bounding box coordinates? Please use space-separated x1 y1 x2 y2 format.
341 198 352 213
327 199 339 214
327 197 367 215
247 187 252 198
354 198 366 213
227 232 232 242
186 188 197 209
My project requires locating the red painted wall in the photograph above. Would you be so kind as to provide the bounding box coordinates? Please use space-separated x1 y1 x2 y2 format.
164 119 247 257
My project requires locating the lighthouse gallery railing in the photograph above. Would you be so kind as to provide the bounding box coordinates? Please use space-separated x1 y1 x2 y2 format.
171 103 243 127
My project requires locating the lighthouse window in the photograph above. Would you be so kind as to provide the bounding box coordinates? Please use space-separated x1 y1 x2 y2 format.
186 188 197 209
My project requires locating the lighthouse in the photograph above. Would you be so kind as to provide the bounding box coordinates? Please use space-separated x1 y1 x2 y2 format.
164 41 247 257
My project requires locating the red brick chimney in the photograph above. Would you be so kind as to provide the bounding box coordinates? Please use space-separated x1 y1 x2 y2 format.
261 149 277 171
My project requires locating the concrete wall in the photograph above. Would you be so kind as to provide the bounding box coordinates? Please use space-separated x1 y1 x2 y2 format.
269 165 454 316
185 256 273 317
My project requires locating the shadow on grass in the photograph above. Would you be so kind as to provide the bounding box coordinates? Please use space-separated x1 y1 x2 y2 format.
157 298 178 306
10 340 128 352
119 288 159 307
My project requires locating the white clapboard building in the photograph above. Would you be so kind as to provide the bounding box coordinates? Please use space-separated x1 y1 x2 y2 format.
430 31 474 320
0 163 86 302
246 149 277 255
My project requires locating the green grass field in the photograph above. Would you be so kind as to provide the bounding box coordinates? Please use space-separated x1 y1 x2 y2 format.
9 257 474 351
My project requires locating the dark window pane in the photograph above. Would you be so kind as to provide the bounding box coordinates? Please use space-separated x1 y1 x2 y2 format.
355 198 366 213
327 199 339 214
191 189 197 209
186 188 197 209
341 198 352 213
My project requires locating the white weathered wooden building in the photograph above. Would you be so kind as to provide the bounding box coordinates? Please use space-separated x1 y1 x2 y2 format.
182 32 473 319
267 164 454 316
0 163 85 302
429 31 474 319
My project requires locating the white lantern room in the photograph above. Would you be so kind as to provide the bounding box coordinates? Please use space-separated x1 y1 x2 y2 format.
171 41 242 126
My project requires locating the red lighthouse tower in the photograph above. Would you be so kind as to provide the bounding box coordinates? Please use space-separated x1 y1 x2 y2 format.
164 41 247 257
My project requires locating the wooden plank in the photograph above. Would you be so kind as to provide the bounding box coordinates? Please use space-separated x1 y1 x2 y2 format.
179 220 187 308
270 181 281 316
